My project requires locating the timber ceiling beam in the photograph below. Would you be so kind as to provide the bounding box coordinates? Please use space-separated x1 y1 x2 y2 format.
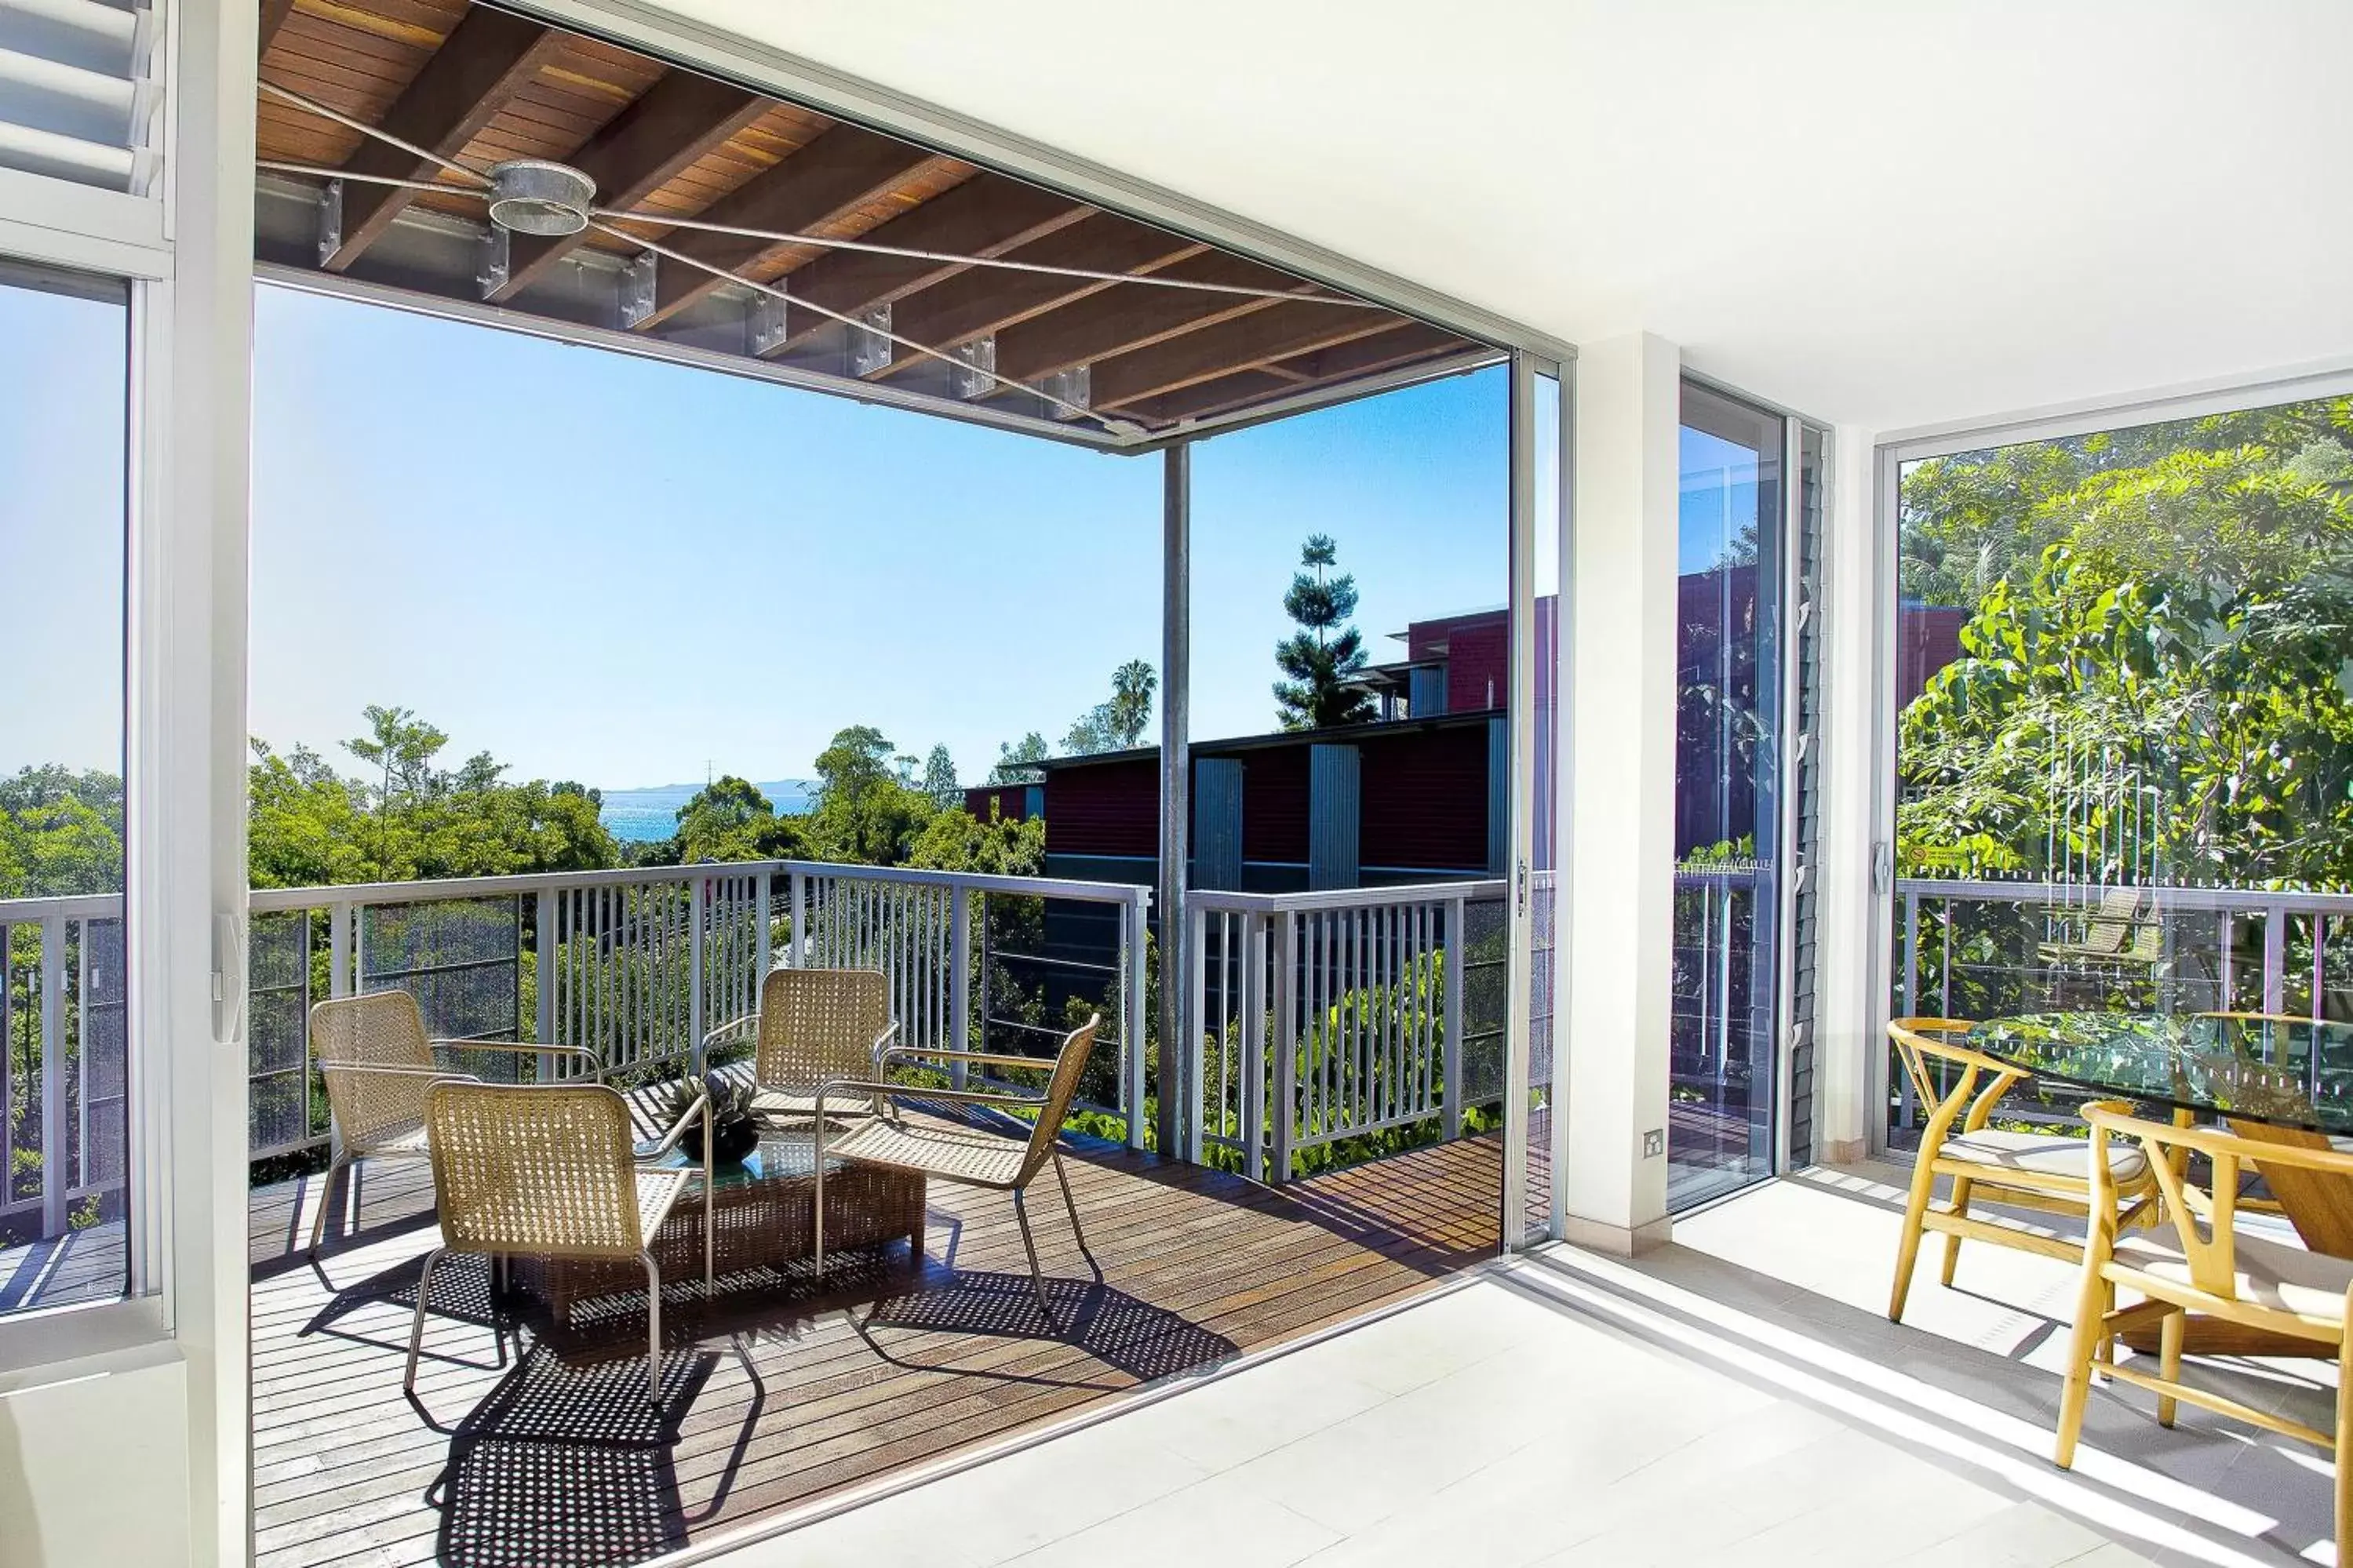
758 174 1087 357
488 69 769 303
319 7 566 272
1119 323 1484 425
869 214 1205 380
1089 304 1403 409
986 251 1316 387
635 128 945 330
259 0 295 56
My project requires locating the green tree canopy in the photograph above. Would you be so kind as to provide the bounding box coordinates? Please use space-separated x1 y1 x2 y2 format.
807 726 936 865
1897 395 2353 887
0 767 123 897
672 775 805 864
989 731 1051 784
1273 533 1375 729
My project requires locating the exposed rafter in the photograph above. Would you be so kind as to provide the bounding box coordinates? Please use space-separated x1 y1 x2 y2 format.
870 215 1205 379
319 8 565 273
1120 323 1480 425
633 128 945 330
259 0 297 56
758 173 1087 357
1091 304 1400 409
988 252 1309 387
487 69 768 303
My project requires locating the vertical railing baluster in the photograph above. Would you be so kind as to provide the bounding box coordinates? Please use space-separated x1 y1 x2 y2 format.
2264 900 2287 1019
2220 911 2235 1013
949 889 971 1088
1126 889 1149 1151
1273 910 1297 1183
1443 894 1466 1143
1184 903 1207 1162
40 917 64 1237
2315 914 2329 1024
688 873 707 1075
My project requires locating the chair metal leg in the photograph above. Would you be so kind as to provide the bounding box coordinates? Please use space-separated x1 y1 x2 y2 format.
1052 1153 1091 1259
308 1154 348 1259
812 1118 827 1277
1011 1189 1054 1327
404 1247 445 1394
641 1252 663 1406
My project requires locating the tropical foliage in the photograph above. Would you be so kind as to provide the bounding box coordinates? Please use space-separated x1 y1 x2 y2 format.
1896 396 2353 890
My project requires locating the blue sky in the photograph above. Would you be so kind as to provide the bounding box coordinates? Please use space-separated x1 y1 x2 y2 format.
4 281 1508 789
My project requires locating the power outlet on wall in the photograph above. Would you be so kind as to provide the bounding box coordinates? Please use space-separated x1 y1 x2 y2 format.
1641 1128 1664 1158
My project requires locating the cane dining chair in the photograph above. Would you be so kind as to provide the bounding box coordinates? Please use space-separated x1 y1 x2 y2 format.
702 967 901 1129
407 1079 711 1406
1888 1017 2158 1322
2056 1106 2353 1565
308 990 599 1260
811 1014 1101 1327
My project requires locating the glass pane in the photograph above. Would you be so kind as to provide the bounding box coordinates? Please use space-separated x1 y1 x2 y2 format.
1522 368 1562 1239
1671 383 1784 1206
0 261 131 1312
1889 395 2353 1145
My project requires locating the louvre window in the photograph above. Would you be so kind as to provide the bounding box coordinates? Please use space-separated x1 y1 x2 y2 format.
0 0 158 195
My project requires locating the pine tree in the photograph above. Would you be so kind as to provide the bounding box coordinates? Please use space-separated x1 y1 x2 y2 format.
1273 534 1375 729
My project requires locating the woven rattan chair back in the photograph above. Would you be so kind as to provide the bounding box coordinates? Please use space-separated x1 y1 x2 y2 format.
1017 1014 1102 1185
424 1082 645 1261
311 991 439 1151
755 967 891 1095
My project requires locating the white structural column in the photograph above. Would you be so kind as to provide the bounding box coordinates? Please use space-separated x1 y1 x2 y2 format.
1560 332 1680 1254
1809 421 1883 1163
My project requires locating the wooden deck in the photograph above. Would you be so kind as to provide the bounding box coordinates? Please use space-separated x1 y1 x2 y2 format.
249 1122 1501 1568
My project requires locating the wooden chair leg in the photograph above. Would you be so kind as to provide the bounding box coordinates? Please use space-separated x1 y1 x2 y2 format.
2337 1305 2352 1566
2157 1308 2184 1428
2054 1256 2110 1469
1889 1154 1939 1322
1940 1177 1974 1286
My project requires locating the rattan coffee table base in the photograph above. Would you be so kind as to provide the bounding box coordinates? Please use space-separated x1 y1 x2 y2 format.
515 1151 925 1322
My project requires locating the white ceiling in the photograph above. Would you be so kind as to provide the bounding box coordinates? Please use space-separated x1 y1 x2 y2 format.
648 0 2353 434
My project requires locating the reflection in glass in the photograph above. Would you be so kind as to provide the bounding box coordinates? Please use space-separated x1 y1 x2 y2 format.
1670 384 1783 1207
1889 395 2353 1148
0 263 132 1312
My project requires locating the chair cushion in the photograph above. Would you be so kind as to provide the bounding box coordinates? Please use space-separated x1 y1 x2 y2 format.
827 1118 1026 1188
1942 1127 2147 1183
2113 1231 2353 1326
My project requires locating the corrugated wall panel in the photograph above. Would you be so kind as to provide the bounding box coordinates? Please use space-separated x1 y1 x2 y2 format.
1308 744 1361 890
1193 758 1244 890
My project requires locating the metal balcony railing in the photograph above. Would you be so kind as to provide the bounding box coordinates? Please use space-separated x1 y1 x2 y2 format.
1186 880 1507 1182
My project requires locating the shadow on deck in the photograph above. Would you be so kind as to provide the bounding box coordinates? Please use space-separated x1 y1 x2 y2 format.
249 1125 1501 1568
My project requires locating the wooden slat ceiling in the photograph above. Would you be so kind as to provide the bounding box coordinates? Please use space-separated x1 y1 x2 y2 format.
253 0 1492 442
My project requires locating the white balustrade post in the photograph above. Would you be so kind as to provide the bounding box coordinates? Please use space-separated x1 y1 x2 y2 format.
534 889 556 1081
2263 901 2287 1019
1183 904 1207 1164
1126 889 1150 1151
948 887 971 1090
689 872 708 1075
1443 896 1466 1142
1241 911 1269 1184
329 901 353 999
788 869 806 970
756 867 775 982
1273 911 1299 1183
39 918 66 1236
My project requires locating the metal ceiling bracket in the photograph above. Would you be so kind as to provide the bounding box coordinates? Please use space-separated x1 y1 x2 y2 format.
749 292 789 355
475 225 509 298
315 178 342 266
619 250 657 329
847 303 892 377
1044 363 1091 421
949 334 996 401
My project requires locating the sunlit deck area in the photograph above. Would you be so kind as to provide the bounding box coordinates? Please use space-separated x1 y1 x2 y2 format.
249 1120 1499 1568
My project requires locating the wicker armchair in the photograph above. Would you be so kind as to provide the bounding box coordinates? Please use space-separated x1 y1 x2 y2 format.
812 1014 1101 1326
308 990 598 1259
408 1079 710 1406
702 967 901 1128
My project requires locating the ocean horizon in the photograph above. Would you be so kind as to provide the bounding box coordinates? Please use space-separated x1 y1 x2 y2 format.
598 778 815 843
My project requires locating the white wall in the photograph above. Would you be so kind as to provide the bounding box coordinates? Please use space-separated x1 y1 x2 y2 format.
0 1348 191 1566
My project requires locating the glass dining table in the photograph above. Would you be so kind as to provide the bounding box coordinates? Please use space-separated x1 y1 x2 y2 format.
1966 1010 2353 1353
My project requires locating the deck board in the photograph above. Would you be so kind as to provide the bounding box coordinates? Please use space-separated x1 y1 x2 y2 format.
249 1125 1500 1568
